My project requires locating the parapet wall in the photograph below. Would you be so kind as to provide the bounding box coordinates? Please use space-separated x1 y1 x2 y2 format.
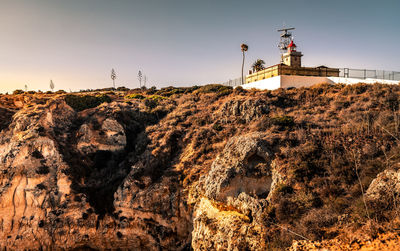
239 75 400 90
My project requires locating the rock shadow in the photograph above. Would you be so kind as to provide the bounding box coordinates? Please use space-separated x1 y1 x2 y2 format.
60 107 169 217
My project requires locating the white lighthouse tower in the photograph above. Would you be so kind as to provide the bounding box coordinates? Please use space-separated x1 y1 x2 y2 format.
282 40 303 68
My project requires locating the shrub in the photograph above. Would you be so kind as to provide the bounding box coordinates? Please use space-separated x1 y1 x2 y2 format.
217 88 232 97
55 90 66 94
65 94 112 111
117 86 130 92
125 93 145 100
270 115 295 129
298 208 338 240
96 94 112 103
144 99 158 110
275 198 302 222
146 86 157 95
155 87 185 97
196 84 232 94
13 89 24 95
212 123 223 131
147 95 167 102
277 184 294 195
234 86 246 94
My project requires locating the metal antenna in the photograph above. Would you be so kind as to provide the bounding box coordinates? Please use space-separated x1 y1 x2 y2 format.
277 27 295 62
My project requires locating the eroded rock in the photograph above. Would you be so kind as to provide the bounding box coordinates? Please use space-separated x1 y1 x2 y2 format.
192 134 280 250
219 99 269 122
203 133 276 202
77 118 127 154
366 169 400 200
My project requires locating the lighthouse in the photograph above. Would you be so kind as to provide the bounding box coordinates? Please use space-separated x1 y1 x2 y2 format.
244 27 340 86
282 40 303 67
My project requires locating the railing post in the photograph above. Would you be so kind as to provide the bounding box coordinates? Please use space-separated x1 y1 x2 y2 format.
344 68 349 78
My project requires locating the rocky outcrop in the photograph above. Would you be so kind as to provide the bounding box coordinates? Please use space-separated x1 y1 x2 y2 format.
191 134 281 250
0 99 191 250
0 107 15 132
77 118 127 154
218 99 269 122
366 169 400 200
0 99 76 249
1 84 400 250
290 232 400 251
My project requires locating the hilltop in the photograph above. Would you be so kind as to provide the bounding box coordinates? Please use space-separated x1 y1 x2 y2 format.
1 83 400 250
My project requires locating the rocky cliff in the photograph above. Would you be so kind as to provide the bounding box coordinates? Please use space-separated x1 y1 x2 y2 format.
1 83 400 250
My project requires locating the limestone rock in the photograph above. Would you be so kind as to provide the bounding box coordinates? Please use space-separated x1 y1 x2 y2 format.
203 133 275 202
0 99 192 250
366 169 400 200
219 99 269 122
192 134 279 250
77 118 127 154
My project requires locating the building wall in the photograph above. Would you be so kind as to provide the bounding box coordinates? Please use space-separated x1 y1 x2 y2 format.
245 66 279 83
246 65 340 84
280 75 335 88
280 65 339 77
240 76 282 90
240 75 400 91
282 52 302 67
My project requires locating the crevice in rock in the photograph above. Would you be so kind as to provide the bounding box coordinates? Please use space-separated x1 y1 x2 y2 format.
0 108 15 132
59 108 171 217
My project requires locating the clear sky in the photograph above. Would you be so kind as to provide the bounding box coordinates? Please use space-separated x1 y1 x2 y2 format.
0 0 399 93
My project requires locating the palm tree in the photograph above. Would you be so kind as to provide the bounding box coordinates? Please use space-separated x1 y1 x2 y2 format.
241 43 248 85
252 59 266 73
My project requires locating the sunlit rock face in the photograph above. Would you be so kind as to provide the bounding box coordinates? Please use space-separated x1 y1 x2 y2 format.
77 118 127 154
218 99 269 123
0 97 279 250
192 134 281 250
0 100 191 250
367 169 400 202
0 100 76 249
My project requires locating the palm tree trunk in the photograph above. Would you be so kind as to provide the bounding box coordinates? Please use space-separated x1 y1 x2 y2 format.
241 51 245 85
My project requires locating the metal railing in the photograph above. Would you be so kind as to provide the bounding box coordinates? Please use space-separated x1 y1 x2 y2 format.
339 68 400 81
220 77 242 87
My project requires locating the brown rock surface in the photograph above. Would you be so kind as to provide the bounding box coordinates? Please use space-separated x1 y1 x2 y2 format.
191 134 281 250
1 84 400 250
0 98 190 250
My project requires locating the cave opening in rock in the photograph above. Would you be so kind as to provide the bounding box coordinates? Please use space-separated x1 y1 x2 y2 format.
60 109 170 218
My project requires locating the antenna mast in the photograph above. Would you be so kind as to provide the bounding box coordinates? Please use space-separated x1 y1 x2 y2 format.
277 27 295 62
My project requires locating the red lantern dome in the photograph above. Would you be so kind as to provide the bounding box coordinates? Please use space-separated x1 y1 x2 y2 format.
287 40 296 52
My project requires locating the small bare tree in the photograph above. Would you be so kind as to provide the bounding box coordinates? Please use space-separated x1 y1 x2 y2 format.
138 70 143 88
50 80 55 91
24 84 28 92
143 75 147 88
111 68 117 89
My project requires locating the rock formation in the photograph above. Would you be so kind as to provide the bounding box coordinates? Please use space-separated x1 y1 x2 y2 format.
1 83 400 250
0 99 190 250
192 134 281 250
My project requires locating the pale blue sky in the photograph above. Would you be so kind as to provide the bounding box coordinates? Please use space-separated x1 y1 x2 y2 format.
0 0 399 93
